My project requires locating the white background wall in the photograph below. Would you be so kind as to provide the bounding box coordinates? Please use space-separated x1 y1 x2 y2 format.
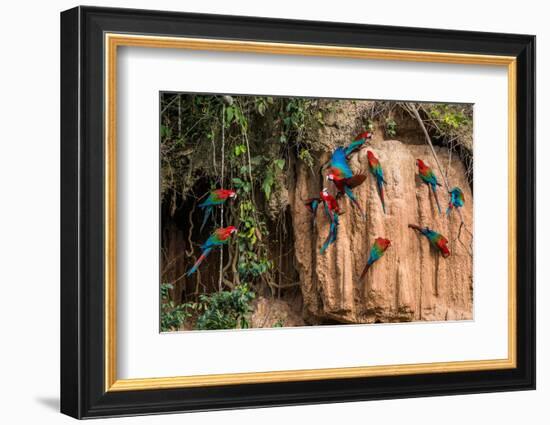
0 0 545 423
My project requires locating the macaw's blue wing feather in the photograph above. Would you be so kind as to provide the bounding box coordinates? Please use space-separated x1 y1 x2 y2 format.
330 147 353 179
344 185 367 219
344 140 365 156
320 213 338 254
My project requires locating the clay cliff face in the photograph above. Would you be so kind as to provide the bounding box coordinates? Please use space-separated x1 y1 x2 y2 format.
289 125 473 324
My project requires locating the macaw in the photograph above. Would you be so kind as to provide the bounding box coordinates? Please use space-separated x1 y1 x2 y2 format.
360 237 391 279
186 226 238 275
408 224 450 258
327 147 367 219
416 159 442 214
320 187 342 217
446 187 465 216
319 188 341 254
198 189 237 231
367 150 387 214
345 130 373 158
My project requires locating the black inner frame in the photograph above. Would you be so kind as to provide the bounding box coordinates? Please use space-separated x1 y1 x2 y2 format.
60 6 535 419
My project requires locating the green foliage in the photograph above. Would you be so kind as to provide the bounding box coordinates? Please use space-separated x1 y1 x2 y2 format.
160 283 192 332
273 319 285 328
236 201 272 278
195 285 255 330
385 117 397 138
160 94 325 293
428 104 473 134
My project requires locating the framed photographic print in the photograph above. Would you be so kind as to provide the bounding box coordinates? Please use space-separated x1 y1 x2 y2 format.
60 6 536 419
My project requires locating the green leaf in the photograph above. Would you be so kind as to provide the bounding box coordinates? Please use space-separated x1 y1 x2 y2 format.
262 171 274 200
231 177 244 187
274 159 285 170
225 106 234 124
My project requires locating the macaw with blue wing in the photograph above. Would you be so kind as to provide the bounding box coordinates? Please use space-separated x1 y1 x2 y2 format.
186 226 238 276
198 189 237 231
367 150 387 214
446 187 465 216
360 237 391 279
319 188 341 254
327 147 367 219
408 224 450 258
416 159 442 214
345 130 373 158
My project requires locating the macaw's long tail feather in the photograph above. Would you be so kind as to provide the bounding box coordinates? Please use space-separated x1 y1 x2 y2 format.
186 248 212 276
344 186 366 220
377 178 386 214
360 262 371 280
320 217 338 254
408 224 423 233
431 186 442 214
200 207 212 232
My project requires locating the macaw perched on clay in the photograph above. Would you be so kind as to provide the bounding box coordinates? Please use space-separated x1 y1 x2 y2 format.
198 189 237 231
360 237 391 279
186 226 238 276
319 188 341 254
320 188 342 217
408 224 450 258
446 187 465 216
367 150 387 214
327 147 367 219
345 130 373 158
416 159 442 214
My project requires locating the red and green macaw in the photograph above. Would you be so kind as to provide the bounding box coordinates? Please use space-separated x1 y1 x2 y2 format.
345 130 373 158
408 224 450 258
319 188 341 254
327 147 367 219
199 189 237 231
360 237 391 279
416 159 442 214
186 226 238 276
367 150 387 214
446 187 465 216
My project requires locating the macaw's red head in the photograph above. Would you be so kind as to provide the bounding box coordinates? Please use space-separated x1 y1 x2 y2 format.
367 150 376 161
376 237 391 251
440 244 451 258
226 225 238 235
355 130 373 141
228 190 237 199
326 173 335 182
321 188 330 197
416 159 427 169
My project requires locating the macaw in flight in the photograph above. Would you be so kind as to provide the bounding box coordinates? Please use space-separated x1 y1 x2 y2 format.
186 226 238 276
416 159 442 214
408 224 450 258
360 237 392 279
327 147 367 219
367 150 387 214
199 189 237 231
